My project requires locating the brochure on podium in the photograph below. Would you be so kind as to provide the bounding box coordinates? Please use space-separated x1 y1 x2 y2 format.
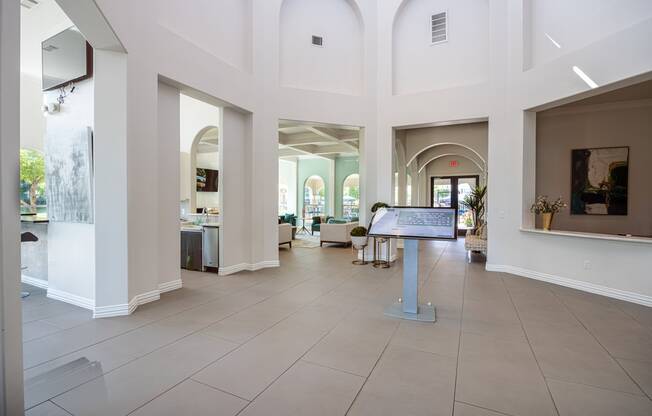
368 207 457 240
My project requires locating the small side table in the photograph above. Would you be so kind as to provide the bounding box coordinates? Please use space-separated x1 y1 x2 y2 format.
372 237 391 269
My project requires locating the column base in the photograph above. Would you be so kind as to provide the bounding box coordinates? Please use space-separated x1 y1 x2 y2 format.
384 302 436 322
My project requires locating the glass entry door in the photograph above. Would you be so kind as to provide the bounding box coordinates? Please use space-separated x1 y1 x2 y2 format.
431 176 479 231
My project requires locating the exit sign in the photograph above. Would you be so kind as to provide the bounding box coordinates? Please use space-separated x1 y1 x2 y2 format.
449 160 458 168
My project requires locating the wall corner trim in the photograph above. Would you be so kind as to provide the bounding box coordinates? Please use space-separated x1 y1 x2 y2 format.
485 263 652 307
219 260 280 276
93 280 183 318
159 279 183 293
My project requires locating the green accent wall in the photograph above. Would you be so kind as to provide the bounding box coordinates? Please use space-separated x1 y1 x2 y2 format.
335 157 359 218
297 158 331 219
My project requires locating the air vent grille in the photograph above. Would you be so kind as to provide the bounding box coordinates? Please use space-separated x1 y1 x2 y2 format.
431 12 447 44
311 35 324 47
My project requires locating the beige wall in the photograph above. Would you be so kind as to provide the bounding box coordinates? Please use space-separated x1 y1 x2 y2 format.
536 101 652 236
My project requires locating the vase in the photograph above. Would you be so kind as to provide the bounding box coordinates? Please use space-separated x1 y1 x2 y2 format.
542 212 553 231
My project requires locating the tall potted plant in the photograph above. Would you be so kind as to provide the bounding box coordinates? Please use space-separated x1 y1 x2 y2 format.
350 226 369 265
461 185 487 230
530 195 567 231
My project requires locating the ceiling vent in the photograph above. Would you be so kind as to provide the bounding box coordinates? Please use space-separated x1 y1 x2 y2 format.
21 0 40 9
311 35 324 47
431 12 448 44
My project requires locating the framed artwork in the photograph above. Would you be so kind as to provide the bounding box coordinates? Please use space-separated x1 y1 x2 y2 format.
571 146 628 215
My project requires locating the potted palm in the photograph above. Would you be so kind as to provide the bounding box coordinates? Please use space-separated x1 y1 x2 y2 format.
350 226 369 265
530 195 567 231
461 185 487 231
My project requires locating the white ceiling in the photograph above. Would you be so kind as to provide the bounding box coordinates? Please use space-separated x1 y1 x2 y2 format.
278 120 360 160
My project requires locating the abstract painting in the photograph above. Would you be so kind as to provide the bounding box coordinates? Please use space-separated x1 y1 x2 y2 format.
571 146 628 215
45 126 94 223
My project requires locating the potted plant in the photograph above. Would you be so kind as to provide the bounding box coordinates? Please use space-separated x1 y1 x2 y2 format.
370 202 389 213
461 185 487 231
530 195 567 231
350 226 369 265
350 226 368 249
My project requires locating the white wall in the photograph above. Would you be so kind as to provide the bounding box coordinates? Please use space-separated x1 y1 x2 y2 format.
20 0 73 151
527 0 652 69
179 94 220 153
393 0 489 95
44 78 95 305
155 0 252 73
279 159 297 215
279 0 364 95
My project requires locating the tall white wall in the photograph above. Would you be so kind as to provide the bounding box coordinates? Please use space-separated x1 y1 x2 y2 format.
393 0 489 95
279 0 364 95
155 0 252 73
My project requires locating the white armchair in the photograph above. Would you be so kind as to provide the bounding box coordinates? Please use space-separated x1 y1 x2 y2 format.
320 222 358 247
279 223 292 248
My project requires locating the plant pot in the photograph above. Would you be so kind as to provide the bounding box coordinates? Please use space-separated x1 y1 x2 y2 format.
542 212 553 231
351 236 368 250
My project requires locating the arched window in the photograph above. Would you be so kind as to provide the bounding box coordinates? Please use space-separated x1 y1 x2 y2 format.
406 173 412 206
342 173 360 219
304 175 325 217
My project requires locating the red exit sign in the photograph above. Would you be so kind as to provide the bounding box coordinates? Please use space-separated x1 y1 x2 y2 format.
449 160 458 168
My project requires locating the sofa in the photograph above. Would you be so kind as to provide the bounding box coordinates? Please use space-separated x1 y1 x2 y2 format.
279 213 297 226
320 221 358 247
464 223 487 260
279 223 292 248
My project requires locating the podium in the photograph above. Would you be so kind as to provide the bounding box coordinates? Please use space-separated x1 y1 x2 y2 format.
384 239 435 322
368 207 457 323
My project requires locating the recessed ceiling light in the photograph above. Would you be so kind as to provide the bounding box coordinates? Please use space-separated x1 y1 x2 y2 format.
545 33 561 49
572 66 598 89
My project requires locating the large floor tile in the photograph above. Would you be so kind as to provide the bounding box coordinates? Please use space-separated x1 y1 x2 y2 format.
240 361 364 416
618 358 652 398
456 332 557 416
193 321 328 400
389 318 460 358
453 402 508 416
525 322 643 395
348 345 456 416
130 379 248 416
23 320 63 342
548 379 652 416
303 312 398 377
25 401 72 416
52 334 237 416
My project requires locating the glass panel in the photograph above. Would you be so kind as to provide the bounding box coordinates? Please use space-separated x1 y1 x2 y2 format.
342 174 360 219
457 177 478 230
432 178 452 207
304 175 325 217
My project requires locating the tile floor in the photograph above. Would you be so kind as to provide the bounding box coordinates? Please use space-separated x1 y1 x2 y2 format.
21 239 652 416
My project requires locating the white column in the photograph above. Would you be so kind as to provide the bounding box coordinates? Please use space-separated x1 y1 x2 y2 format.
156 81 181 288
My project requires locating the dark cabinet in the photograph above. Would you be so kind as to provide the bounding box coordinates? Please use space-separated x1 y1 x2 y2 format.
180 231 203 271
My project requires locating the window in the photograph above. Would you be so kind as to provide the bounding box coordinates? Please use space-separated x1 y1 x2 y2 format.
311 35 324 47
304 175 325 217
342 174 359 219
406 174 412 206
20 148 47 214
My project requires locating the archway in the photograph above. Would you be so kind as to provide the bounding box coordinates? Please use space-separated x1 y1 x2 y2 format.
187 125 219 214
303 175 326 218
342 173 360 218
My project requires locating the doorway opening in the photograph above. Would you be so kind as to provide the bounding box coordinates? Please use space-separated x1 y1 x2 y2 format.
431 175 480 232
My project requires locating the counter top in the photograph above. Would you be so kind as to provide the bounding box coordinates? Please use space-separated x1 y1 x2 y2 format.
520 227 652 245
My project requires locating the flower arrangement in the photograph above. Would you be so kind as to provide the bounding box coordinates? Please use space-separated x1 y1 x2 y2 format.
530 196 567 214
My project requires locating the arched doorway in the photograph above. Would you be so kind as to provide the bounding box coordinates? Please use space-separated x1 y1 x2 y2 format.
303 175 325 218
342 173 359 219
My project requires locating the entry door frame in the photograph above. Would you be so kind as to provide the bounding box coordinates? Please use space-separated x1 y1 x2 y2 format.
430 175 480 232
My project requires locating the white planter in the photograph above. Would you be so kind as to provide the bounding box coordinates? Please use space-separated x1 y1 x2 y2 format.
351 236 368 250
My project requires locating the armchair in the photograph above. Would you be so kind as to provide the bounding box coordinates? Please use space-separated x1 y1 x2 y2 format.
320 221 358 247
279 223 292 248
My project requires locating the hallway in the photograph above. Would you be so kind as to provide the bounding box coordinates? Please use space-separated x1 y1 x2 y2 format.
22 240 652 416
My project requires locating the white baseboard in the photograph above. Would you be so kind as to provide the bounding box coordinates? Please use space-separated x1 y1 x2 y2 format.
219 260 280 276
159 279 183 293
21 274 48 290
93 281 182 318
47 288 94 311
486 263 652 307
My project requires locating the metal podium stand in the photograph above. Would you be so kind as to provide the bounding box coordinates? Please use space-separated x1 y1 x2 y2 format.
383 239 436 322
